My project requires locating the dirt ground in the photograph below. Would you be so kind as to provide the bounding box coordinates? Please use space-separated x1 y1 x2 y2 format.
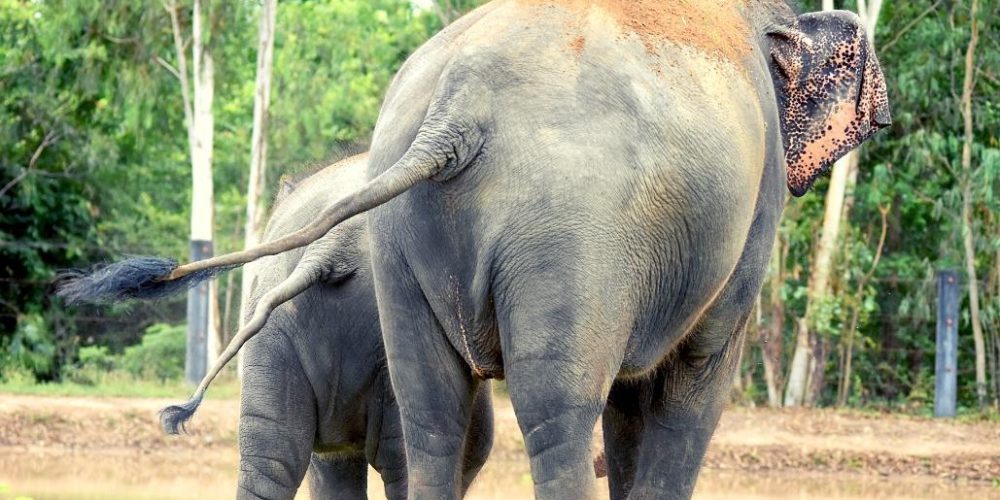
1 393 998 499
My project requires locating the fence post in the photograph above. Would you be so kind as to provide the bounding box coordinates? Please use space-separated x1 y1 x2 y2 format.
935 270 959 418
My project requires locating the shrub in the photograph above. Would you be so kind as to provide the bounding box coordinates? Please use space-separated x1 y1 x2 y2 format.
63 345 116 385
0 364 37 386
1 313 56 380
120 323 186 382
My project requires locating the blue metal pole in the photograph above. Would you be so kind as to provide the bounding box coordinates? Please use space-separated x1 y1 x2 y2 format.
934 270 959 418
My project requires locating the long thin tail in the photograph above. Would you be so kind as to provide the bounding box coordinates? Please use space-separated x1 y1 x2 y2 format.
57 146 441 305
160 260 318 434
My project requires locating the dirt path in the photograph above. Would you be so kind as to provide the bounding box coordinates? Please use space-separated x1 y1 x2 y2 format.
1 394 998 499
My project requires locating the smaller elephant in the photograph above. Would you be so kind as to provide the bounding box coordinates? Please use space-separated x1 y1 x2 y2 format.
210 154 493 499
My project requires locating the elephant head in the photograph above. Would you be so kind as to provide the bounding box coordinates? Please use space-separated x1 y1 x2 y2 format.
767 10 891 196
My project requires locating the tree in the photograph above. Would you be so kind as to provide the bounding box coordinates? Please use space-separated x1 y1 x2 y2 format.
1 0 445 381
784 0 886 408
957 0 986 409
239 0 277 343
164 0 219 383
760 234 787 407
0 0 187 378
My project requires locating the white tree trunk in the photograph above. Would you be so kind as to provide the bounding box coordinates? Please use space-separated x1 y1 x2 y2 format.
236 0 278 378
239 0 278 325
166 0 218 381
190 23 214 244
192 0 218 369
784 150 851 406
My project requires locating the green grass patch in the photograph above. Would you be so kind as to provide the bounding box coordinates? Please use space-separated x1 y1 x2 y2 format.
1 322 241 400
0 368 240 400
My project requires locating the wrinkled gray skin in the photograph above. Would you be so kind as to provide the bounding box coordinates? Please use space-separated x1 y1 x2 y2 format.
63 1 887 498
357 1 888 499
237 154 493 500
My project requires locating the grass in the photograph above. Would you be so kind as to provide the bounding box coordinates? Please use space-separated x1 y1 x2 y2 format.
0 370 241 400
820 399 1000 422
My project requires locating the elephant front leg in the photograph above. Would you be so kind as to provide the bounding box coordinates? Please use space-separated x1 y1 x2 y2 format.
627 323 749 500
307 453 369 500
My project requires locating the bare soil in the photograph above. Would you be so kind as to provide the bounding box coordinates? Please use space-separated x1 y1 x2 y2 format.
1 394 998 499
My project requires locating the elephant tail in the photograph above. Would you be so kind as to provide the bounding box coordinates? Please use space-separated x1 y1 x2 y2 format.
157 122 475 433
56 134 453 306
159 393 204 434
160 252 324 434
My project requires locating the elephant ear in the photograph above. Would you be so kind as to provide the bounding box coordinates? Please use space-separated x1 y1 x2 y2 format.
767 11 891 196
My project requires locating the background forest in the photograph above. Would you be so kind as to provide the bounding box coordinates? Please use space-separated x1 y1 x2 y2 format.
1 0 997 413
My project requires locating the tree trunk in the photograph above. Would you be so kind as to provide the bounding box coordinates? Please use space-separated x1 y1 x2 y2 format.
193 0 218 373
431 0 458 25
836 205 889 407
959 0 986 410
236 0 277 380
239 0 278 344
222 209 242 339
992 233 1000 409
784 151 850 407
166 0 217 383
761 233 785 408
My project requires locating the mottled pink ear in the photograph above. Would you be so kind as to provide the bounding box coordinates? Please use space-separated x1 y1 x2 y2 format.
768 11 891 196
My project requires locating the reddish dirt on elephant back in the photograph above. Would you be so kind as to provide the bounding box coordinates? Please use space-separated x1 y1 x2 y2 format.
520 0 752 61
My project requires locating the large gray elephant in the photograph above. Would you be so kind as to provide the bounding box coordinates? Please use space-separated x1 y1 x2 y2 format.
60 1 890 499
212 154 493 499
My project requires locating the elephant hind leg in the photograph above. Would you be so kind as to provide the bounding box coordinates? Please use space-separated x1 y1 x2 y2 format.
503 334 613 500
602 381 645 500
497 281 628 499
461 382 495 495
237 331 317 500
307 452 368 500
372 249 482 499
627 323 748 500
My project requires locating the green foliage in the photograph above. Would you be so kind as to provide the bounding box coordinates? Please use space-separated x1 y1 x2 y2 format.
0 314 55 380
746 0 1000 409
0 0 442 379
62 345 113 385
267 0 440 174
844 0 999 409
59 323 184 383
119 323 186 381
2 0 996 411
54 322 198 393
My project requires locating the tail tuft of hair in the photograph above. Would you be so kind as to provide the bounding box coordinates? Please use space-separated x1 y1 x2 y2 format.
57 257 234 304
159 394 205 435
